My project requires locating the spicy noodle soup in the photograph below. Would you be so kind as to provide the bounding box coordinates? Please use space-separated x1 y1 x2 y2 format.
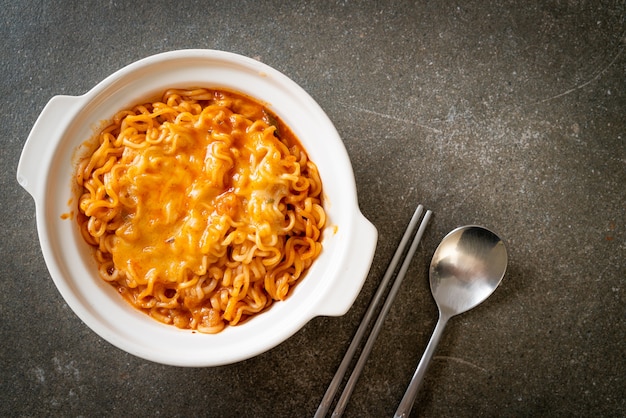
76 88 325 334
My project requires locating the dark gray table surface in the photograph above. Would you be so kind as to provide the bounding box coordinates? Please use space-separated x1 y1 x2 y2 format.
2 1 624 417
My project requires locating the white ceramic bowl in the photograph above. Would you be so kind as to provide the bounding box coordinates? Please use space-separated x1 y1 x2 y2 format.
17 49 377 367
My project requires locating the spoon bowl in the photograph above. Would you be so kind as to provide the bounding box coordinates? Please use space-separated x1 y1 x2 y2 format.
431 225 508 316
394 225 508 418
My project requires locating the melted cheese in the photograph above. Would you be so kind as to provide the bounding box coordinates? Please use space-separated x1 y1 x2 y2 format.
111 102 293 288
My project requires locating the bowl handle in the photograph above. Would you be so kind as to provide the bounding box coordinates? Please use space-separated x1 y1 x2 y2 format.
317 212 378 316
17 95 82 197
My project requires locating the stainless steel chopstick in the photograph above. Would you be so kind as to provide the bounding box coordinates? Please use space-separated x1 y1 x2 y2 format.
314 204 431 418
331 209 432 417
314 205 425 418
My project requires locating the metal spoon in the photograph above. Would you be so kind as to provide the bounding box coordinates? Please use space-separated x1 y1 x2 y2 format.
394 225 508 418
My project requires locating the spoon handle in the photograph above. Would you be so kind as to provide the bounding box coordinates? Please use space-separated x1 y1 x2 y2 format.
394 313 449 418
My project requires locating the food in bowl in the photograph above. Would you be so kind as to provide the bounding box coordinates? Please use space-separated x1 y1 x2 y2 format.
76 87 326 334
17 50 377 366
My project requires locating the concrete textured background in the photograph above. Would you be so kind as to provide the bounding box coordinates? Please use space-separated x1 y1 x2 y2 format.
1 1 624 416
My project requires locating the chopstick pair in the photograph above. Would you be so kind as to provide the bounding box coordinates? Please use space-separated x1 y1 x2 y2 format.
315 204 432 417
